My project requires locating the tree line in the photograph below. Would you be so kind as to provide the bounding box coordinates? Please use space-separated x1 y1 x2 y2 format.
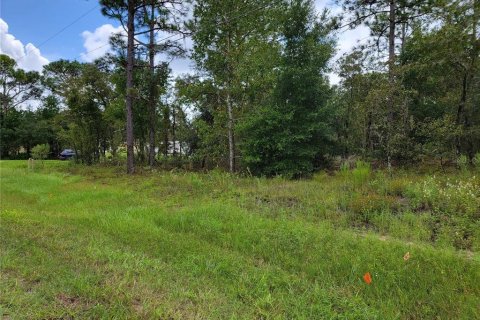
1 0 478 177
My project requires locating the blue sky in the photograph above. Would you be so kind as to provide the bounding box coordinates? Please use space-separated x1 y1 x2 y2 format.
0 0 369 82
1 0 111 62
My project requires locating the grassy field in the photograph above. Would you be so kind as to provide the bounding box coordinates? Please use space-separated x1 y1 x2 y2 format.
1 160 479 319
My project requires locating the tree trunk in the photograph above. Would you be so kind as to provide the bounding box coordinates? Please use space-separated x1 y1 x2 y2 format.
386 0 396 168
2 81 7 116
466 0 479 161
163 104 169 157
147 1 156 166
388 0 396 81
125 0 136 174
172 105 176 157
227 92 235 173
365 111 373 153
456 0 479 159
400 20 407 55
456 72 468 127
226 31 235 173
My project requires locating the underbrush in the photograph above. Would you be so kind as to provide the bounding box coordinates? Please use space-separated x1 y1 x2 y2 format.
2 160 479 252
235 160 480 252
334 163 480 251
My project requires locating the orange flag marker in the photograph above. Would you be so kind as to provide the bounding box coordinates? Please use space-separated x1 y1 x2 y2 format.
363 272 372 285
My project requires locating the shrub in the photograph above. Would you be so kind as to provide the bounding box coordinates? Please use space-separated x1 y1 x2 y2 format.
31 144 50 160
457 154 468 171
157 155 190 170
473 153 480 171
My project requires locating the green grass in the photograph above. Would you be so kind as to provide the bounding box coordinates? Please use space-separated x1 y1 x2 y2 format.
1 160 479 319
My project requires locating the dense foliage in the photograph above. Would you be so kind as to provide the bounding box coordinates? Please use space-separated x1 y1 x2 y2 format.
241 0 334 177
0 0 478 176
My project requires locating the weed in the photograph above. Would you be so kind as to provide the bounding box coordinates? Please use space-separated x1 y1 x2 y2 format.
352 160 371 187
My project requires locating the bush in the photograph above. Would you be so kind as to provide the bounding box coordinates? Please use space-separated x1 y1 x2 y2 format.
31 144 50 160
457 154 468 171
157 155 190 170
6 153 30 160
473 153 480 171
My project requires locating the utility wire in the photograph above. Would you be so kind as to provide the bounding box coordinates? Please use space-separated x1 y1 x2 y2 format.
17 4 99 62
36 4 100 49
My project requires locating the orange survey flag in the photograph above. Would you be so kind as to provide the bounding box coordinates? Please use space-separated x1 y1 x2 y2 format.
363 272 372 285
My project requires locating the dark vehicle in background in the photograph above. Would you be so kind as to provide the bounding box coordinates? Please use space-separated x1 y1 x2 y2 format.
59 149 75 160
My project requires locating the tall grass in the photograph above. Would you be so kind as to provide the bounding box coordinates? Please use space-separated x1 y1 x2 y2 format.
1 160 479 319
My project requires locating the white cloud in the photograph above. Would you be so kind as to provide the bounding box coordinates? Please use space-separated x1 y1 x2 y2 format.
0 18 49 72
22 43 50 71
80 24 125 62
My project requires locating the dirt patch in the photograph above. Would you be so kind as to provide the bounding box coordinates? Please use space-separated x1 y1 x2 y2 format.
255 195 300 208
132 297 144 314
56 293 88 310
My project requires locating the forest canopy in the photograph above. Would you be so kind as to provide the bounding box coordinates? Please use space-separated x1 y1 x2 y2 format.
1 0 479 177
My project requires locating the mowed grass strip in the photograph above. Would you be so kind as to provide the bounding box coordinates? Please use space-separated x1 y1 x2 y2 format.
1 161 479 319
